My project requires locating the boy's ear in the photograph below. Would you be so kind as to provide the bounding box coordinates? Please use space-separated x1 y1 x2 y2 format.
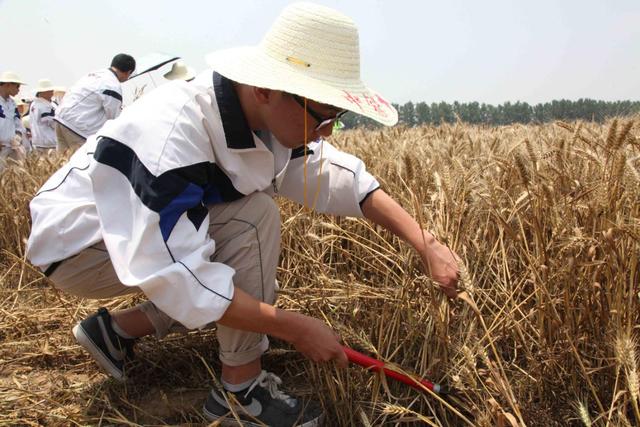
253 87 274 105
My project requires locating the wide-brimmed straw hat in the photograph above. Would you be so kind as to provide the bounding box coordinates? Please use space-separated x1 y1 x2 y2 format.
34 79 60 95
0 71 27 85
164 61 196 81
205 2 397 126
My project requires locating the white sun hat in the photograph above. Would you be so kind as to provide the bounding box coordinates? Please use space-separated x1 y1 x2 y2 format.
0 71 27 85
205 2 397 126
34 79 60 95
164 61 196 81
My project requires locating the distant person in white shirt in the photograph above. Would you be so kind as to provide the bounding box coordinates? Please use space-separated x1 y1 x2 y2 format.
0 71 27 170
30 79 59 151
163 61 196 82
55 53 135 152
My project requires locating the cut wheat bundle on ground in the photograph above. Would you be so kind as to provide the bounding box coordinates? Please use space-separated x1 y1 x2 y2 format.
1 117 639 426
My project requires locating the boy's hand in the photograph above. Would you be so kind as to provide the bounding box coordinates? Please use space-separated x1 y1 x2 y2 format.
290 314 349 368
419 231 461 298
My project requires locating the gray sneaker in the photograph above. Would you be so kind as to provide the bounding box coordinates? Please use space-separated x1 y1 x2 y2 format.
203 370 323 426
72 307 136 381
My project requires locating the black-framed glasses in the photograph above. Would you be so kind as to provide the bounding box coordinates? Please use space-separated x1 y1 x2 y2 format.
290 93 347 131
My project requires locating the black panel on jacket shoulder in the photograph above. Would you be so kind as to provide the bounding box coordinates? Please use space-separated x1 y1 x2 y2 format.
213 71 256 150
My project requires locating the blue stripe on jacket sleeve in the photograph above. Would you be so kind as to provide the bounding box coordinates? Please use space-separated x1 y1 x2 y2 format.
159 183 204 241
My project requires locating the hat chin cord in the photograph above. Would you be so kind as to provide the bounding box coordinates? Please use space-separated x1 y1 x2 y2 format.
303 98 308 208
302 97 326 212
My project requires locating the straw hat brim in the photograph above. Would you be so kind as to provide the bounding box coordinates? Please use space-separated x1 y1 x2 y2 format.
206 47 397 126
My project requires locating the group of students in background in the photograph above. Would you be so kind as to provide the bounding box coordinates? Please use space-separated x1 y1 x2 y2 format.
0 54 196 171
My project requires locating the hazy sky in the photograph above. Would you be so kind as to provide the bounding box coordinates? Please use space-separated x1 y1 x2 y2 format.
2 0 639 105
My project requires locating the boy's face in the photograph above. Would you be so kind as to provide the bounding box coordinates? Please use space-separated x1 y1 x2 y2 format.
38 90 54 101
266 91 342 149
115 69 134 83
1 83 21 97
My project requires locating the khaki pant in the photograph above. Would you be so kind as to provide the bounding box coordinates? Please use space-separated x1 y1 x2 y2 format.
55 123 86 152
49 192 281 366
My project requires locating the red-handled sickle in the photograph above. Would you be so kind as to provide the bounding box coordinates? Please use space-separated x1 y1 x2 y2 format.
342 346 449 394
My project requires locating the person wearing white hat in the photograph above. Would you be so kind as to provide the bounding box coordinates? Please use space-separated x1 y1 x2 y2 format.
54 53 136 152
15 98 29 117
14 98 34 154
26 4 460 425
21 115 33 152
163 61 196 82
0 71 27 170
29 79 59 151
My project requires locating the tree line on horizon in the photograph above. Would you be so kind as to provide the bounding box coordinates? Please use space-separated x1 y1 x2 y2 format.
340 98 640 128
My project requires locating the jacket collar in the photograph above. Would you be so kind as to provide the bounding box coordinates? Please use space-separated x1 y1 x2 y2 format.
213 71 256 150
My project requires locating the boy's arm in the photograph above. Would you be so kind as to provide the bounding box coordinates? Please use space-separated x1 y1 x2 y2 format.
360 188 460 297
218 287 349 367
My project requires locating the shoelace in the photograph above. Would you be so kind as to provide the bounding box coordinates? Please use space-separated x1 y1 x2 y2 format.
245 370 297 408
120 337 136 360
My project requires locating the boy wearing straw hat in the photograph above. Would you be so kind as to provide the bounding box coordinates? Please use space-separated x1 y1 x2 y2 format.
0 71 27 170
26 3 460 425
54 53 136 152
30 79 59 151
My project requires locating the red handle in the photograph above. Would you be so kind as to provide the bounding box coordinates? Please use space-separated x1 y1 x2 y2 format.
342 346 441 393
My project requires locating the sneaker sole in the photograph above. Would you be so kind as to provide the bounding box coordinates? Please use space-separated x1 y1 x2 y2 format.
72 323 125 381
202 405 323 427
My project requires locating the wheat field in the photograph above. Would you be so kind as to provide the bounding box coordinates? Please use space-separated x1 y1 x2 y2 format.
1 118 638 426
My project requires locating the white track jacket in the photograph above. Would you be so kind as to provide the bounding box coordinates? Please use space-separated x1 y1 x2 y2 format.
54 69 123 138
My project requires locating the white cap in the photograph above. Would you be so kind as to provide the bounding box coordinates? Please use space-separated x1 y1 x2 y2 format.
163 61 196 81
